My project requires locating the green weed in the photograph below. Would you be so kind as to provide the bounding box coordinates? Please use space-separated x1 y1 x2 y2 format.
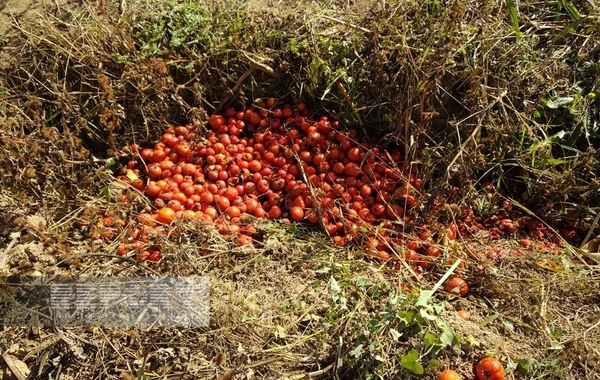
320 261 464 378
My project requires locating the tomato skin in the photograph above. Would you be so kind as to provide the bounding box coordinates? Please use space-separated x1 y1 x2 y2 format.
437 369 460 380
238 234 253 246
370 203 386 217
457 309 470 321
476 357 504 380
116 244 128 256
306 132 322 146
268 206 282 219
445 277 468 296
518 238 531 248
332 236 347 246
227 205 242 218
347 147 362 162
147 163 162 179
146 182 161 197
156 207 176 224
209 115 225 130
215 196 230 212
289 206 304 221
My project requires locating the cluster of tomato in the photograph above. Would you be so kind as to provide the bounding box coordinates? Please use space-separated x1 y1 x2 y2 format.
85 98 575 267
454 181 578 243
110 98 433 264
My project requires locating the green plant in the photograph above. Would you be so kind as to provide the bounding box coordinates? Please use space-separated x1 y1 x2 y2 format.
130 0 253 60
320 260 464 379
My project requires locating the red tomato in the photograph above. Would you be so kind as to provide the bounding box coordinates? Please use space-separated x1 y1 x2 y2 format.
209 115 225 130
238 234 253 246
138 213 155 226
290 206 304 221
167 199 183 212
215 196 230 212
268 206 282 219
344 163 360 177
332 236 347 246
223 187 239 201
306 132 322 147
445 277 468 296
476 357 504 380
156 207 176 224
457 310 470 321
201 191 214 204
146 182 161 197
370 203 386 217
204 207 217 220
147 163 162 179
347 147 362 162
227 206 242 218
437 369 460 380
386 204 404 219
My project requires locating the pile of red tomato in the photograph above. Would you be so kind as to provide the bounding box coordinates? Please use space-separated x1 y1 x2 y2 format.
108 98 428 263
84 98 572 266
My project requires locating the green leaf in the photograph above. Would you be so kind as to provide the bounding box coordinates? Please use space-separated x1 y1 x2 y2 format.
423 333 437 351
330 276 341 292
367 319 379 334
273 325 287 339
502 320 515 331
479 312 498 327
101 186 111 202
355 276 371 290
397 310 414 324
415 289 433 307
105 157 117 171
350 343 363 358
389 328 402 341
544 158 568 166
553 17 586 43
560 0 581 21
433 303 445 315
515 357 539 373
330 277 347 309
550 130 566 141
400 349 424 375
368 340 379 352
427 358 439 370
466 335 480 347
546 97 574 109
505 0 522 40
439 323 460 350
126 170 139 182
419 305 438 321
